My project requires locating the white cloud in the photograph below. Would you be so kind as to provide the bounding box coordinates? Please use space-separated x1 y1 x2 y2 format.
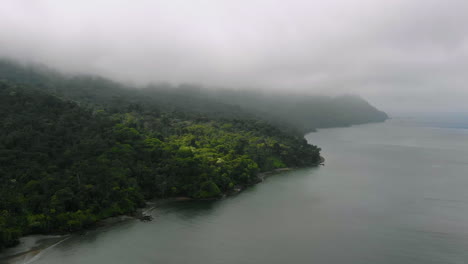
1 0 468 112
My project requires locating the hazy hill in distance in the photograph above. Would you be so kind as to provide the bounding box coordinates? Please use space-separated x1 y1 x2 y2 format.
0 59 387 134
205 89 388 133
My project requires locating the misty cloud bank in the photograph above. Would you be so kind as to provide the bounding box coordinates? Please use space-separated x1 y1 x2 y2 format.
1 0 468 112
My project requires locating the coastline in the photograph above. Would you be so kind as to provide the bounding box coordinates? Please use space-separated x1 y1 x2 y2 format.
1 156 325 263
170 155 325 199
0 235 70 264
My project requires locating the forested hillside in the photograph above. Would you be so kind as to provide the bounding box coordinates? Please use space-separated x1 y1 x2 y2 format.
0 60 387 133
0 59 386 249
0 81 320 249
206 90 389 133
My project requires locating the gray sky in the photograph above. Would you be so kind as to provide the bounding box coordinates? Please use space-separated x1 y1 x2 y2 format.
1 0 468 113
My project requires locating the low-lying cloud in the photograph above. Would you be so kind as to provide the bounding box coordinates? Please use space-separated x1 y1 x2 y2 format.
1 0 468 112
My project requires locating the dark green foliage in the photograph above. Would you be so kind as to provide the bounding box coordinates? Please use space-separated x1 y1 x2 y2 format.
0 59 386 249
0 82 146 247
0 80 320 249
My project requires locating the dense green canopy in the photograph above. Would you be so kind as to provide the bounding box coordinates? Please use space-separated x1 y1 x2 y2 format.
0 60 386 249
0 81 320 248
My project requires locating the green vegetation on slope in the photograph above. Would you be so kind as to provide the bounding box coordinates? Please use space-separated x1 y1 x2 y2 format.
0 81 320 249
0 59 387 249
0 59 387 133
204 90 389 133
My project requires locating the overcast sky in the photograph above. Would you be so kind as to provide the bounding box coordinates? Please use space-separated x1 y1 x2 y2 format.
1 0 468 113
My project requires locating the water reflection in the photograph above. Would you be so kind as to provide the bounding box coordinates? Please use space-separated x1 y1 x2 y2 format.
157 200 220 220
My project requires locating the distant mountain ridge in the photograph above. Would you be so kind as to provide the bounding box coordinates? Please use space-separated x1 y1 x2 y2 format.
0 59 387 134
204 90 388 133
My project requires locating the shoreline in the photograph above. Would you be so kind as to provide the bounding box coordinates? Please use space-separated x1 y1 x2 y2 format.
1 157 325 263
0 235 70 264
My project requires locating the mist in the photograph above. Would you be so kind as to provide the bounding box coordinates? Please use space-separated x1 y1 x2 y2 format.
1 0 468 113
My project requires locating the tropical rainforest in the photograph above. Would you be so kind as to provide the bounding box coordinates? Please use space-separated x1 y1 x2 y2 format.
0 59 387 249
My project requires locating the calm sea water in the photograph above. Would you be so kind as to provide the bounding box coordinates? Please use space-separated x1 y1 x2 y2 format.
10 118 468 263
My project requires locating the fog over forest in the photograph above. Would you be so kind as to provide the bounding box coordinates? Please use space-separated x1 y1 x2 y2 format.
5 1 468 258
1 0 468 112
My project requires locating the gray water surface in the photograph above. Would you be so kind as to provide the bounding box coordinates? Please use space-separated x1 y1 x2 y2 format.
16 119 468 263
